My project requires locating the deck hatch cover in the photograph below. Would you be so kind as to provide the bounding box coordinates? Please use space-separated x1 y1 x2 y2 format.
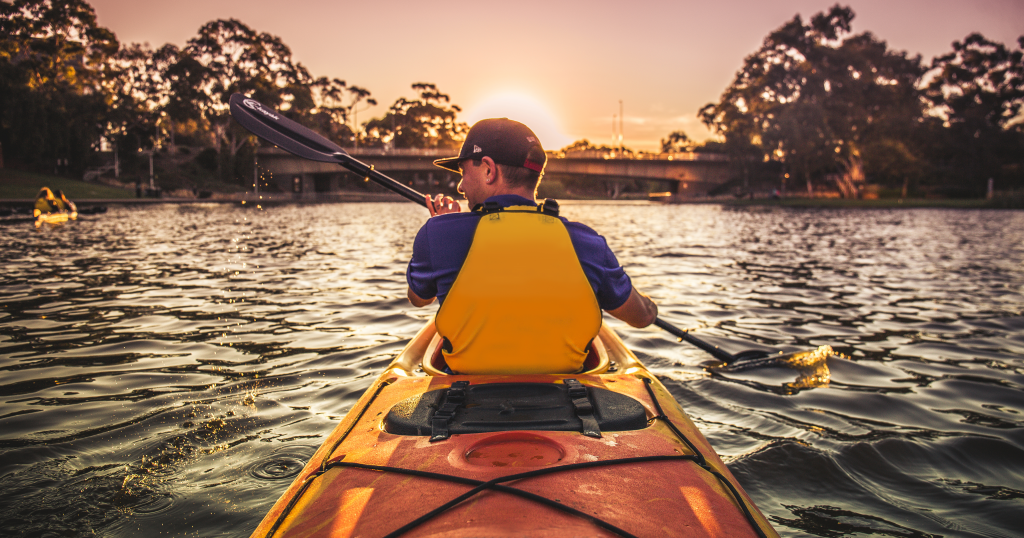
383 382 648 436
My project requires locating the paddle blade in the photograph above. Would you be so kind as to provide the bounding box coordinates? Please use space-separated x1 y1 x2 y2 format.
229 93 347 163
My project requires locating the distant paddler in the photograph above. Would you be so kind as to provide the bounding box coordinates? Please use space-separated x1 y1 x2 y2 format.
57 189 77 217
33 186 76 227
33 187 61 217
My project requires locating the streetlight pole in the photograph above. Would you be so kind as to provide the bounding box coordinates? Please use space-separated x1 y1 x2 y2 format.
353 106 359 150
612 114 616 151
619 100 624 151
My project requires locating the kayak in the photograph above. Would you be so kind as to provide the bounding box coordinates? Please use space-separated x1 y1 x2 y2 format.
34 210 76 227
250 322 779 538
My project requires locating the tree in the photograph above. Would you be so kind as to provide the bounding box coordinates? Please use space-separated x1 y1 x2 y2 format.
301 77 354 146
174 19 312 180
0 0 118 172
102 42 166 156
700 5 927 196
561 139 617 152
363 83 467 149
660 131 691 153
924 33 1024 191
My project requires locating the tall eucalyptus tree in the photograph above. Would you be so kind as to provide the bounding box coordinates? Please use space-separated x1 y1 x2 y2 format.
0 0 117 172
700 5 926 195
924 33 1024 191
170 19 312 179
363 83 467 150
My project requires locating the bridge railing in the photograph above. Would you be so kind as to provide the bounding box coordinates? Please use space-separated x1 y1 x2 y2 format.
560 150 728 162
261 146 729 162
345 147 452 157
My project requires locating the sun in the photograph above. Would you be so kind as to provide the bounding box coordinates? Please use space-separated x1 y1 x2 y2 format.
463 92 572 151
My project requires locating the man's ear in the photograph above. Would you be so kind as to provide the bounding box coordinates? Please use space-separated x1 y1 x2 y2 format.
481 156 498 185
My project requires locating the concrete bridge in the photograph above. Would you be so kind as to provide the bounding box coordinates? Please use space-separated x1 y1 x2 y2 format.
256 147 731 199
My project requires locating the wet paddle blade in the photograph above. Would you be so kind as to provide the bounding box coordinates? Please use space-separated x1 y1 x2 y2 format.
229 93 427 207
229 93 347 163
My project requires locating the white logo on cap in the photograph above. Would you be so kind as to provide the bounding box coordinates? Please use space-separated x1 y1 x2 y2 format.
473 145 482 153
527 137 536 143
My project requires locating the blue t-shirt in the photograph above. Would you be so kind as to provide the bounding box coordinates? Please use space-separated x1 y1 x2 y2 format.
406 195 633 310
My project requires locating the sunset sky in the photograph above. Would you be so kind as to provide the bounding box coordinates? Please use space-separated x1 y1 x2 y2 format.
89 0 1023 151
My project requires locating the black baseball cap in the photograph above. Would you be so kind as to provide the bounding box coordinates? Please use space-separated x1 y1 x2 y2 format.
433 118 546 173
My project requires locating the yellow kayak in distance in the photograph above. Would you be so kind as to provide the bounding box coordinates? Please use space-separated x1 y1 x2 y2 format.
34 210 77 228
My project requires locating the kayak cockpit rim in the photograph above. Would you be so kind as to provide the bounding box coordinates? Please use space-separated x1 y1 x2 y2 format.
387 321 647 378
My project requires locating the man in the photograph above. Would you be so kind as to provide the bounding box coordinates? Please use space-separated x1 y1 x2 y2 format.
57 190 77 215
407 118 657 374
33 187 61 217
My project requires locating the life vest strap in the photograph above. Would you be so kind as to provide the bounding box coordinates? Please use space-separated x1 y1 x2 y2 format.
476 199 560 217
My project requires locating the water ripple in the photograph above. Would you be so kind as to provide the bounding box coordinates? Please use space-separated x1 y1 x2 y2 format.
0 203 1022 537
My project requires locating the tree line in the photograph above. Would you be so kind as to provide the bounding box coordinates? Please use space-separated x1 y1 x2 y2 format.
0 0 465 189
694 5 1023 197
2 1 1021 197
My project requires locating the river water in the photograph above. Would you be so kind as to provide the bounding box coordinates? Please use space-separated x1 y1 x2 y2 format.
1 202 1022 538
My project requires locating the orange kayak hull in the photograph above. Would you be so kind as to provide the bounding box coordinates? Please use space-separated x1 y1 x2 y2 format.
250 323 778 538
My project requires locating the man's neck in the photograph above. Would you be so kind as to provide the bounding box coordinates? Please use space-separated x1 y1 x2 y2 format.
487 187 536 204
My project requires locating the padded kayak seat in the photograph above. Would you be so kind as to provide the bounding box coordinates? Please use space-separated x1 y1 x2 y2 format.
384 382 649 437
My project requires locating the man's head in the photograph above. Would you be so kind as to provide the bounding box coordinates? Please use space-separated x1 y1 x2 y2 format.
434 118 546 205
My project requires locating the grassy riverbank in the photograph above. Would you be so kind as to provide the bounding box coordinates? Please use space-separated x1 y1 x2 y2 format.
0 169 135 199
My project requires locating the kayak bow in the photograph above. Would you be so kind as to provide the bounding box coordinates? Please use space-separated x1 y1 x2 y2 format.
250 322 779 538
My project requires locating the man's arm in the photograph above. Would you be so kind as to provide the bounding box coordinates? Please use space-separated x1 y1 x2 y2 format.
606 287 658 328
408 287 436 307
407 194 457 307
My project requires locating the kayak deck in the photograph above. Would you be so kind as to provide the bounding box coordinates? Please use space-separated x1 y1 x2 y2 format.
35 211 76 227
251 323 778 538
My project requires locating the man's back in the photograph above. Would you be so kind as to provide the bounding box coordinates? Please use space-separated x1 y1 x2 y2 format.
433 203 601 374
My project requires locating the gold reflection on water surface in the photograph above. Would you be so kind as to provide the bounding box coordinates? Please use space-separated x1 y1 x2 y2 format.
782 346 831 387
782 345 834 391
715 344 839 393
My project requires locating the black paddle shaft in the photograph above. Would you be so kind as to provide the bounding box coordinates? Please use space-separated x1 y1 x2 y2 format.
228 94 427 207
653 318 736 363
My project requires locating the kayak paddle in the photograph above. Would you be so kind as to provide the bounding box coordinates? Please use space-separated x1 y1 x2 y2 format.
228 93 830 366
655 317 836 367
228 93 427 207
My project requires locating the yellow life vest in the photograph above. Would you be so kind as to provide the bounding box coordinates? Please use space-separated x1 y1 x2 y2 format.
34 196 58 214
435 204 602 374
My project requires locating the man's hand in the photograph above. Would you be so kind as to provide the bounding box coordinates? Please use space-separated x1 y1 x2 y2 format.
426 194 462 216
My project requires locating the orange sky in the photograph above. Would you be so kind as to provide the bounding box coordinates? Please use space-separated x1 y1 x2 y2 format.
89 0 1023 151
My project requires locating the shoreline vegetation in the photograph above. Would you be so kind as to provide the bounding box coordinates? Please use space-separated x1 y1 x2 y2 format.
2 2 1021 208
3 169 1022 210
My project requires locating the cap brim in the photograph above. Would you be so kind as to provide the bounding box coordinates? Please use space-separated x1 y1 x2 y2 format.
433 157 461 173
